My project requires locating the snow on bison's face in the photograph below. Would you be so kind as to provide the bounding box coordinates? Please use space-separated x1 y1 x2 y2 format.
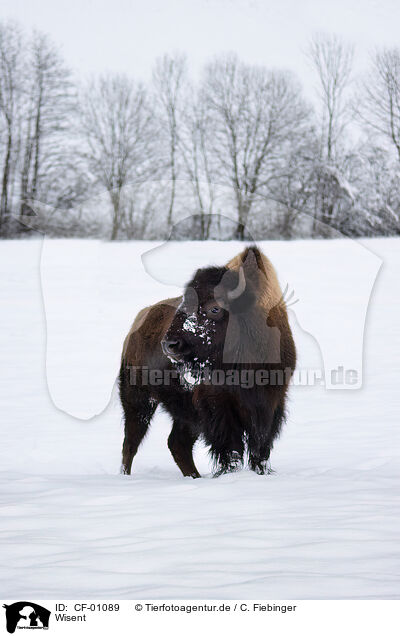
161 264 259 369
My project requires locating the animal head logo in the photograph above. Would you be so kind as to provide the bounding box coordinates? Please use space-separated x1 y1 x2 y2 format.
2 602 50 633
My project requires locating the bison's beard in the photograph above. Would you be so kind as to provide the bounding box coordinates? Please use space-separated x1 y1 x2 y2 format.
173 356 215 390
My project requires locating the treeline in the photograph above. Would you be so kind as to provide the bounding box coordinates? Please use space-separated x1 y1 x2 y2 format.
1 20 400 240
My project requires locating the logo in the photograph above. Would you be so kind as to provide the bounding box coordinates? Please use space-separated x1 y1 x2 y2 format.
2 603 50 633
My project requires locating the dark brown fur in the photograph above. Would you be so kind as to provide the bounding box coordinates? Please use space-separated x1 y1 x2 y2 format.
119 246 296 477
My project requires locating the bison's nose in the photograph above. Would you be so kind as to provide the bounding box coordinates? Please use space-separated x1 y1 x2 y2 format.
162 337 188 359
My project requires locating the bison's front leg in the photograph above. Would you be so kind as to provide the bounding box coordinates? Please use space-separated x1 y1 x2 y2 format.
194 387 245 476
213 449 244 477
168 418 201 478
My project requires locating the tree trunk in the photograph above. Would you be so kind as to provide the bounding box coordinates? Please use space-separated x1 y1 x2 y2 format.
20 127 33 216
167 146 176 231
235 200 250 240
0 127 12 230
110 189 121 240
111 204 120 240
235 222 245 240
31 97 42 200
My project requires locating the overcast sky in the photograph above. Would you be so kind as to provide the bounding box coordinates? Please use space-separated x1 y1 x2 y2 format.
1 0 400 98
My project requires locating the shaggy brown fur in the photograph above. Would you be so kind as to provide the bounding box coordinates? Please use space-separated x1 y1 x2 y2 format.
119 245 296 477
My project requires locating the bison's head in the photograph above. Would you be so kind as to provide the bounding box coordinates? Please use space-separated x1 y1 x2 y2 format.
161 246 282 371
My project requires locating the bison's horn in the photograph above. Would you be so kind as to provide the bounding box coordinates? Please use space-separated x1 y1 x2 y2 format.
227 267 246 300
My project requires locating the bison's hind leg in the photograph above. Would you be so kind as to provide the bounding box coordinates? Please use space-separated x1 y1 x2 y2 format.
120 366 158 475
121 393 157 475
248 443 271 475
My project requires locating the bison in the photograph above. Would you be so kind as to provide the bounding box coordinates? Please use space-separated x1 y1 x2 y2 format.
119 245 296 477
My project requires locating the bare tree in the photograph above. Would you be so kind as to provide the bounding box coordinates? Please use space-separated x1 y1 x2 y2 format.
265 132 319 238
0 21 23 229
356 48 400 162
153 53 187 231
202 54 310 238
20 31 74 215
179 85 217 239
79 74 157 240
307 33 354 231
308 33 353 162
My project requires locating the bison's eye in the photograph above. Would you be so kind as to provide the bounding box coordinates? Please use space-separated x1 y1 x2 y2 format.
206 305 223 320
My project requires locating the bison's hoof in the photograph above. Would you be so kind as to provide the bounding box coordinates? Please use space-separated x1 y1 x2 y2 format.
187 471 201 479
213 452 243 477
250 460 273 475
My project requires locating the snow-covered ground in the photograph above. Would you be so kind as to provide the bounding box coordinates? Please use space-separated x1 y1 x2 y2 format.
0 237 399 599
